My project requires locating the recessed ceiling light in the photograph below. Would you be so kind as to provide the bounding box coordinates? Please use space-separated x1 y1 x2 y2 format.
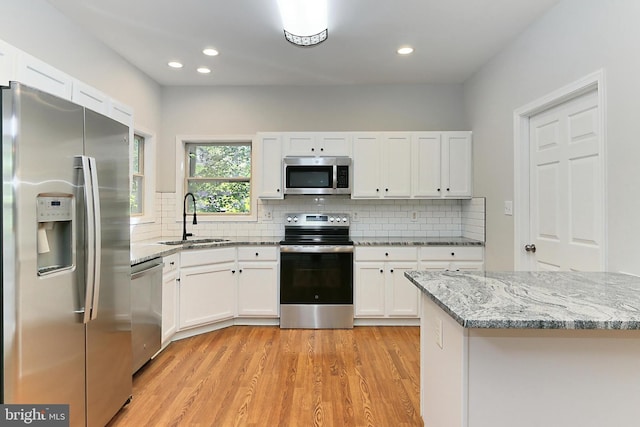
203 48 219 56
168 61 183 68
197 67 211 74
397 47 414 55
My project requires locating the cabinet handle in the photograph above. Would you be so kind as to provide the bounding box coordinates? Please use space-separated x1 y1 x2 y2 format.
385 188 389 192
255 252 259 257
169 261 175 266
380 269 384 273
437 188 441 192
376 188 380 192
239 269 243 273
385 252 389 257
277 188 280 192
451 252 455 256
447 188 450 191
320 147 324 152
232 270 236 274
390 269 394 273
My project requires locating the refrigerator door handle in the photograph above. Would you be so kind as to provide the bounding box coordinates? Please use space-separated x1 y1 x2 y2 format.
78 155 101 322
88 156 102 320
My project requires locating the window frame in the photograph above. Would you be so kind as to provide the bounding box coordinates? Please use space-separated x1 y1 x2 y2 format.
130 127 156 225
131 133 145 216
175 135 257 222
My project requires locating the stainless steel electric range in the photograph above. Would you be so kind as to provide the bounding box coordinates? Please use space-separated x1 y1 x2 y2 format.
279 213 353 329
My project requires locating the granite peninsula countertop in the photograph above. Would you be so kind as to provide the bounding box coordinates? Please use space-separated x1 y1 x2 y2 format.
131 236 484 265
404 270 640 330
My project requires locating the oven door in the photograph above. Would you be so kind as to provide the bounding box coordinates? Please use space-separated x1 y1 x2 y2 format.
280 246 353 304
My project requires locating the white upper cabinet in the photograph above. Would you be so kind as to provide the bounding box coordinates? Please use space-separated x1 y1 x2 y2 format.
352 132 412 199
412 131 472 199
352 133 383 198
16 52 73 100
282 132 351 157
72 80 110 115
443 132 473 198
0 39 17 86
256 133 284 199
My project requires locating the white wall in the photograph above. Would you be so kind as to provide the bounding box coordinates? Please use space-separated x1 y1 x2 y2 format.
159 84 467 191
0 0 161 132
464 0 640 273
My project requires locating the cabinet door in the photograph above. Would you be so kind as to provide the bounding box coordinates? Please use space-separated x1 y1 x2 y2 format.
412 132 442 197
317 133 351 156
179 262 236 329
237 262 279 317
257 134 284 199
72 80 110 115
0 39 16 86
282 133 315 156
443 132 472 198
382 133 412 198
354 262 386 317
16 52 73 100
352 133 382 198
162 270 178 344
386 262 419 317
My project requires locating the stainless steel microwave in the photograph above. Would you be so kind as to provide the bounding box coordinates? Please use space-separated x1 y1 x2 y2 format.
283 156 351 195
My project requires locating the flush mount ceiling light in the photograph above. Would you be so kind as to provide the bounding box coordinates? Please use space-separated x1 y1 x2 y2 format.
197 67 211 74
168 61 183 68
202 48 219 57
277 0 328 47
397 46 414 55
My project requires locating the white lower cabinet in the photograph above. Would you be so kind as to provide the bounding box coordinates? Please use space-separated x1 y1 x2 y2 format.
236 247 279 317
419 246 484 271
355 247 419 318
178 248 237 330
161 254 179 346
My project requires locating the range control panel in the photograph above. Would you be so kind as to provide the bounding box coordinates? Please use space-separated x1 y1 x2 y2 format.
284 213 350 227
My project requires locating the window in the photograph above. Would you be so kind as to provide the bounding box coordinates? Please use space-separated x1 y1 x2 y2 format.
184 141 252 215
131 134 145 215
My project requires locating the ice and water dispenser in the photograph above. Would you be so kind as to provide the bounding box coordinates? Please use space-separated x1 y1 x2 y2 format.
36 194 74 275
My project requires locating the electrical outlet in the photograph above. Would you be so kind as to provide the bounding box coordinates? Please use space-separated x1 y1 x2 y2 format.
435 318 443 349
411 211 418 221
263 209 273 221
352 211 359 222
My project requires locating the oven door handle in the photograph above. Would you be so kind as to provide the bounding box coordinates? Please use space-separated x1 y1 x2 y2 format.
280 245 354 253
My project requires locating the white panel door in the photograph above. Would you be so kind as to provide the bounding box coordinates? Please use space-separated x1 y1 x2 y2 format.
412 132 442 197
382 133 412 197
529 89 602 271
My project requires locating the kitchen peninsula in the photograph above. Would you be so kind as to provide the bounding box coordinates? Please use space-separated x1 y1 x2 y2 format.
404 271 640 427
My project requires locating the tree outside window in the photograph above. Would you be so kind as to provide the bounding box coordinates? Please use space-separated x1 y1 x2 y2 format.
131 134 144 215
185 142 251 214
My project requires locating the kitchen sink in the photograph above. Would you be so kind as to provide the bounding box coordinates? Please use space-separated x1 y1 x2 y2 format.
159 238 230 245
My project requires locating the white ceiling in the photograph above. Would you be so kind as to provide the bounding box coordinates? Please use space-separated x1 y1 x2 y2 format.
46 0 561 87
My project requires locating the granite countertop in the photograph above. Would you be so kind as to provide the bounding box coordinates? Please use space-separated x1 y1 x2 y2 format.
404 270 640 330
131 236 484 265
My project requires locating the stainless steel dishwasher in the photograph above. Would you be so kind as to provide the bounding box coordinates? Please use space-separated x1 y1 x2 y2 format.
131 258 162 373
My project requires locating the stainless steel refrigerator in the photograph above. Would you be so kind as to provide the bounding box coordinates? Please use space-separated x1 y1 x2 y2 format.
1 82 132 426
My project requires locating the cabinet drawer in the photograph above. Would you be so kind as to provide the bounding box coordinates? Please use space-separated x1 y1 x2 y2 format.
419 246 483 261
162 254 179 274
181 247 236 268
237 246 278 261
355 246 418 261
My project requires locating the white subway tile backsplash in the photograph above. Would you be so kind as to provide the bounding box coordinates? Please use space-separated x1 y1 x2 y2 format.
131 193 486 242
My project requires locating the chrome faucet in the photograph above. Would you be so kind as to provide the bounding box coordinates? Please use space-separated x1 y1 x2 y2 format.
182 192 197 241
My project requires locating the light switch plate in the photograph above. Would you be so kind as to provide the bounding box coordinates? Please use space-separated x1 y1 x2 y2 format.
504 201 513 216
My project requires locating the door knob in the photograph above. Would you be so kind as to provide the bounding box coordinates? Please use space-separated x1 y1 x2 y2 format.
524 244 536 253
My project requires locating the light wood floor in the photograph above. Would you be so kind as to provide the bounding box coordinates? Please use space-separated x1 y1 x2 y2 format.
107 326 423 427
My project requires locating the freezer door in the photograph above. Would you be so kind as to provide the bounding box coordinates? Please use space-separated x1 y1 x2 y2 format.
83 109 132 427
2 83 86 426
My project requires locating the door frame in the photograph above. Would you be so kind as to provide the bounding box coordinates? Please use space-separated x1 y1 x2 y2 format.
513 69 607 270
